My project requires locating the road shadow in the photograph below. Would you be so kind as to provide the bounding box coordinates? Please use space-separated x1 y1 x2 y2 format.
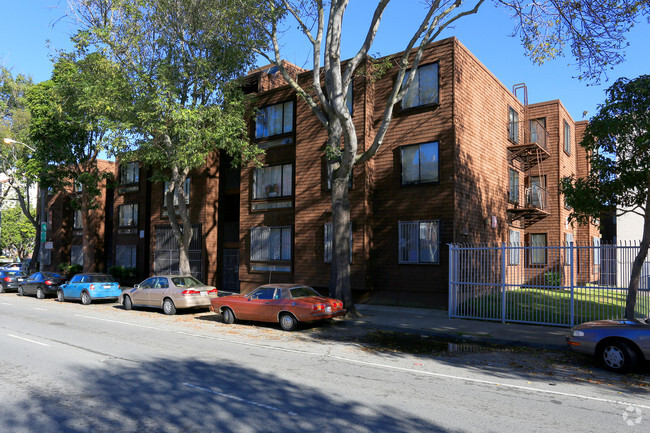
0 356 459 433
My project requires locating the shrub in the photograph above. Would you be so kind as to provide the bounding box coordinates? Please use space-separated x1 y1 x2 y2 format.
57 262 83 277
544 271 563 287
108 266 136 280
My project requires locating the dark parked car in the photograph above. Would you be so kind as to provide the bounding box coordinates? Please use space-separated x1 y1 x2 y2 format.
0 270 27 293
18 272 67 299
567 318 650 373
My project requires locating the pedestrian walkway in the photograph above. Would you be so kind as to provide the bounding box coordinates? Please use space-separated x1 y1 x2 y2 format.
350 304 568 351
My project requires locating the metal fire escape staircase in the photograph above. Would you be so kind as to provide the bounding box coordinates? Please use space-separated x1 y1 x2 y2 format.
506 83 551 227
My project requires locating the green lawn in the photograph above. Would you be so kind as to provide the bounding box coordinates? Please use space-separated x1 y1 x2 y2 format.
456 287 650 326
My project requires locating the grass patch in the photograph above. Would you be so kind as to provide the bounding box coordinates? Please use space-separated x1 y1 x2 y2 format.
456 287 650 325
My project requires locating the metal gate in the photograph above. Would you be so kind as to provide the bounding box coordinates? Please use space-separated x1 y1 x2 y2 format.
222 249 240 292
154 224 203 281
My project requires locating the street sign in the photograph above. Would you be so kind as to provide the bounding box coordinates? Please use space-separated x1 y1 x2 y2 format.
41 223 47 242
44 242 53 250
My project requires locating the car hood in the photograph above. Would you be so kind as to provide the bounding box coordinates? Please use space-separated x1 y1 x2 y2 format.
574 319 649 329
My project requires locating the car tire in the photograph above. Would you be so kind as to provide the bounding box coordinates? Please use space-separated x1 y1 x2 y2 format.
57 289 65 303
18 286 24 296
162 298 176 315
222 308 235 324
599 340 638 373
279 313 298 331
36 287 45 300
123 295 132 311
81 291 91 305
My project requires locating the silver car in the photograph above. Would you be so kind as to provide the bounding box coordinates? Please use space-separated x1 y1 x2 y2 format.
121 275 217 315
567 319 650 372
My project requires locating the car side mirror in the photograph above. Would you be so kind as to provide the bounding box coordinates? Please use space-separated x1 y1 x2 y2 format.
134 284 140 289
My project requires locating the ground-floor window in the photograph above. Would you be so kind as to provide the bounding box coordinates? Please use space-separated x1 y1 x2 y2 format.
250 226 292 272
116 245 137 268
529 233 547 265
508 229 520 265
324 222 352 263
398 220 439 264
71 245 83 266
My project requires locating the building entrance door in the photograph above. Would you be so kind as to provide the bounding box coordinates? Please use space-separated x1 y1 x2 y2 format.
222 249 240 293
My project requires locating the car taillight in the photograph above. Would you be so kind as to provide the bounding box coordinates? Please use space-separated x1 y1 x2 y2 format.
44 280 53 286
313 304 325 311
181 289 201 295
89 284 95 291
3 277 10 282
207 288 218 295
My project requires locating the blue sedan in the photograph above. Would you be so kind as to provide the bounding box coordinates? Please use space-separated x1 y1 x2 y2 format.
58 273 122 305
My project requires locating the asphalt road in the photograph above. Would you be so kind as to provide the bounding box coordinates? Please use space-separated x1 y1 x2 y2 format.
0 293 648 433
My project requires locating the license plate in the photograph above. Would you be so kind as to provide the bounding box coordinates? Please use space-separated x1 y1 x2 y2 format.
103 285 111 289
326 306 332 313
17 278 23 282
201 291 207 296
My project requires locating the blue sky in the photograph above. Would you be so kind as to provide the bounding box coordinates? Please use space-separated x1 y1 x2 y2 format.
1 1 648 122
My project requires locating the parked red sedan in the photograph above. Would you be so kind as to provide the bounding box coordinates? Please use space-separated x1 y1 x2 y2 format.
210 284 346 331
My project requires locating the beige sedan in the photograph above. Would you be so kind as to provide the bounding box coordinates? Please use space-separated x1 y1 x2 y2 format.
121 275 217 315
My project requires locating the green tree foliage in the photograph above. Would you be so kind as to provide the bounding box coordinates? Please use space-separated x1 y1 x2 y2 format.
68 0 273 275
0 206 35 259
26 51 132 272
561 75 650 320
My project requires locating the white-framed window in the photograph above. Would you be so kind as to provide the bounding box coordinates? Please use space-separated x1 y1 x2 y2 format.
402 63 439 109
71 245 83 266
255 101 294 139
116 245 137 268
250 226 292 271
508 229 520 265
253 163 293 199
564 121 571 155
120 161 139 185
593 236 601 265
529 233 547 265
401 141 439 185
508 107 519 143
398 220 439 264
163 177 191 206
564 233 574 265
324 222 353 263
119 203 139 227
73 210 83 229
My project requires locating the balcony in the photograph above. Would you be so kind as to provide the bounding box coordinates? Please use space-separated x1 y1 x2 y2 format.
507 119 550 168
507 186 550 227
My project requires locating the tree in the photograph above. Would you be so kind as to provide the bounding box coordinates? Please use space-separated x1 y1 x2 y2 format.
0 205 36 259
26 51 131 272
258 0 648 315
561 75 650 321
68 0 272 275
1 66 40 270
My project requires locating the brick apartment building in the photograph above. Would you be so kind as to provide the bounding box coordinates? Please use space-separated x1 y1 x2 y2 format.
44 37 599 308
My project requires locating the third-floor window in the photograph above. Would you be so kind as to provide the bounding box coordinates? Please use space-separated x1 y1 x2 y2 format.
508 107 519 143
119 204 139 227
564 121 571 155
120 162 139 185
402 63 439 109
163 178 191 206
255 101 294 139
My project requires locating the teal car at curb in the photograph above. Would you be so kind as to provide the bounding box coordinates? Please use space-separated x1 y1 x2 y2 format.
58 273 122 305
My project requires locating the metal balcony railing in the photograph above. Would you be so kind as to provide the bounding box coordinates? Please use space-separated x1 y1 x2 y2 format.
507 120 549 152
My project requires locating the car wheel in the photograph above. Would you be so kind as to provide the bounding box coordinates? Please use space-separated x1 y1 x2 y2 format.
81 291 91 305
222 307 235 324
599 340 638 373
18 286 24 296
162 298 176 315
123 295 132 311
279 313 298 331
36 286 45 299
57 289 65 303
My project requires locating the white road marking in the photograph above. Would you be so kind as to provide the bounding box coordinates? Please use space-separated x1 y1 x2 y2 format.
0 302 12 306
183 383 298 416
33 308 48 311
7 334 50 347
75 313 650 411
74 314 158 330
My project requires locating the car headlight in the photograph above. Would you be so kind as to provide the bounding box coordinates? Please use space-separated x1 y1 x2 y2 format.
571 330 585 337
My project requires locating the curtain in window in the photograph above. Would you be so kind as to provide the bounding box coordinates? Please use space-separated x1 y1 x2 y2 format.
509 108 519 142
283 102 293 134
565 233 573 265
250 227 291 261
419 142 438 182
419 221 439 263
251 227 269 261
509 230 520 265
399 222 418 263
530 234 546 264
401 146 419 183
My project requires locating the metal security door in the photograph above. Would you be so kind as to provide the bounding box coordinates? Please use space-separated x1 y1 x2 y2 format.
154 224 203 281
222 249 240 292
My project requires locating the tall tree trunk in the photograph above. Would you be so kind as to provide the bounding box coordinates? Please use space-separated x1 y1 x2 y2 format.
13 185 39 272
330 177 358 316
624 181 650 320
164 168 193 276
81 190 95 272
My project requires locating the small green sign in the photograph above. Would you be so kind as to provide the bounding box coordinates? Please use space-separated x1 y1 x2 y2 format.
41 223 47 242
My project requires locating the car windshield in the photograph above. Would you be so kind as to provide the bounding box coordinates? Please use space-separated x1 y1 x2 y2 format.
90 275 116 283
43 272 62 279
171 276 205 287
289 286 321 298
7 271 26 276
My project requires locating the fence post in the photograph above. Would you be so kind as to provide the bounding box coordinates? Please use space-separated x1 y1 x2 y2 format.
448 244 455 317
501 243 507 324
570 241 575 326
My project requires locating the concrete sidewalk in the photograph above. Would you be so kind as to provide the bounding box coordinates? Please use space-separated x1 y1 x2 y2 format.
349 304 569 351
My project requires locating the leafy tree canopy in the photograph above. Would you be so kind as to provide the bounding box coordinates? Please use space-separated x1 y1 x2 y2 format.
0 205 35 259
